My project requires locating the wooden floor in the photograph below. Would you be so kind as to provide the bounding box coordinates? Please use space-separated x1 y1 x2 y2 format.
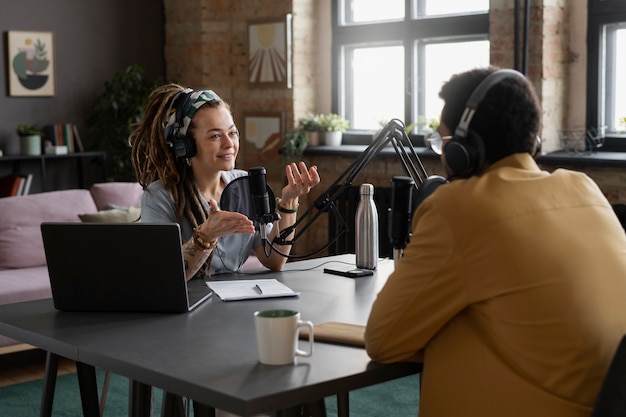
0 346 76 387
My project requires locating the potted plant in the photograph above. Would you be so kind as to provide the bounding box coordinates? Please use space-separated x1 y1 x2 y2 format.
280 113 323 156
85 64 160 181
280 128 309 157
318 113 349 146
16 124 43 156
298 113 323 146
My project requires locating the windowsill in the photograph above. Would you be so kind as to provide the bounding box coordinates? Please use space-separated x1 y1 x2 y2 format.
537 151 626 167
302 132 626 168
303 146 626 168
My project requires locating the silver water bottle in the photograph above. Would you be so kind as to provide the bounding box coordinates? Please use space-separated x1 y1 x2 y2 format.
355 183 378 270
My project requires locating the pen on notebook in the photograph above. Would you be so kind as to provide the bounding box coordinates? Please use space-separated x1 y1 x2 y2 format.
255 284 263 294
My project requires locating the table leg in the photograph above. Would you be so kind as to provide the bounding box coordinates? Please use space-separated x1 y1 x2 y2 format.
76 361 101 417
302 399 327 417
161 392 185 417
192 401 216 417
336 393 349 417
129 379 153 417
276 407 301 417
40 352 58 417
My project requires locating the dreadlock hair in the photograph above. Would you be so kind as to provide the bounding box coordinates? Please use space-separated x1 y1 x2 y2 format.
129 83 231 276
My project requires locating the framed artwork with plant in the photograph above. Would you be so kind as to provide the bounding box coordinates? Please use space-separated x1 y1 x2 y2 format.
7 31 55 97
247 14 292 88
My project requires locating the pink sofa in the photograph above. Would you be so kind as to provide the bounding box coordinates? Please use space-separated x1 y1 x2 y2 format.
0 182 263 351
0 182 143 350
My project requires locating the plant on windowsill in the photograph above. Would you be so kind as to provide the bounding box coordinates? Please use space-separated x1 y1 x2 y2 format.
280 113 323 156
299 113 323 146
318 113 349 146
280 128 309 157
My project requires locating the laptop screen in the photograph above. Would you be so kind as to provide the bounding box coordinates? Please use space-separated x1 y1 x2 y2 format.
41 222 211 313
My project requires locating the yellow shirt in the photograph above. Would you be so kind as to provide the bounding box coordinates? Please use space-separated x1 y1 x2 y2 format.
365 153 626 417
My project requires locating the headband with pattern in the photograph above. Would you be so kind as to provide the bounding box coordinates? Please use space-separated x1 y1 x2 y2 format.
164 89 222 140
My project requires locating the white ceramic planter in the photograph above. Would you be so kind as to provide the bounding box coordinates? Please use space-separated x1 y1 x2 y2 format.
322 131 342 146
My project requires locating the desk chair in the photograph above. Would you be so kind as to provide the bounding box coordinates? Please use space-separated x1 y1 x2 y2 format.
592 334 626 417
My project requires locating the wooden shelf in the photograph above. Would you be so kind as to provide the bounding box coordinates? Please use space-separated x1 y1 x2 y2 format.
0 151 107 192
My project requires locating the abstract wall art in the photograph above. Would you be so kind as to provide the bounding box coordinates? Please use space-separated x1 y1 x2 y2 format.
247 15 292 88
6 31 55 97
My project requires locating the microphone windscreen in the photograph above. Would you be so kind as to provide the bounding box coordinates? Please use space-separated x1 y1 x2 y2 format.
220 174 276 222
414 176 448 208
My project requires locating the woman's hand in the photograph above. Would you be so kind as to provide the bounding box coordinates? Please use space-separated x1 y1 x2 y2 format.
197 198 255 242
280 162 320 202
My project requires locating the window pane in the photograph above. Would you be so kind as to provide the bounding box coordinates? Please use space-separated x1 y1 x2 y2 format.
615 28 626 131
423 40 490 125
424 0 489 16
601 23 626 133
350 45 405 130
346 0 404 23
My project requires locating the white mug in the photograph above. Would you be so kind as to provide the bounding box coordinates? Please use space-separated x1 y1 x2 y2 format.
254 309 314 365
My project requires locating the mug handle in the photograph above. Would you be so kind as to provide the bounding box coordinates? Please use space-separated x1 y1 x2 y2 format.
295 320 314 358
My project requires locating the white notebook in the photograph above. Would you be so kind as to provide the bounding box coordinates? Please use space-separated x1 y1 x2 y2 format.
207 279 299 301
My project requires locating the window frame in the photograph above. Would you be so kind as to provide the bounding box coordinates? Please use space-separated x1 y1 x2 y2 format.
587 0 626 151
331 0 489 141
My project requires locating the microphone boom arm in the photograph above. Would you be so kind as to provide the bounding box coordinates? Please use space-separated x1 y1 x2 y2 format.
274 119 431 248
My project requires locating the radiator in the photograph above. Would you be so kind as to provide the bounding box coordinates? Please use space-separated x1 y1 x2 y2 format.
328 185 393 258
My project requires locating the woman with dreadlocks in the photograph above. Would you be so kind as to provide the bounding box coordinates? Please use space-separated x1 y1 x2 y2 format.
130 83 320 280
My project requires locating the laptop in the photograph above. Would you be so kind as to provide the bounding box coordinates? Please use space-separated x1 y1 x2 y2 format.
40 222 212 313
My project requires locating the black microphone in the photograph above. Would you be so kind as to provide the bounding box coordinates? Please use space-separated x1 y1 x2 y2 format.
248 167 278 243
388 176 415 253
249 167 270 222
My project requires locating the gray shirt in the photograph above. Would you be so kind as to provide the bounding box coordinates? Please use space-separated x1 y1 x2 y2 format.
141 169 268 276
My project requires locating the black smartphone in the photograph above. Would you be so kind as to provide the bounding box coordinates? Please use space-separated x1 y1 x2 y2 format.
323 268 374 278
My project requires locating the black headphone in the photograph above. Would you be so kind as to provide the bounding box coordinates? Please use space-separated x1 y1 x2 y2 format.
444 69 527 179
165 92 197 159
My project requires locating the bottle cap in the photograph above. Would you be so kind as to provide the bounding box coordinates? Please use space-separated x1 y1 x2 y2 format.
359 183 374 195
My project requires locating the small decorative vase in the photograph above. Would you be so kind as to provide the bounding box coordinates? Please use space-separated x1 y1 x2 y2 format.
20 135 42 156
322 131 342 146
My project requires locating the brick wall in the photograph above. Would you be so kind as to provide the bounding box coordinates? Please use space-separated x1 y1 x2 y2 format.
163 0 320 192
162 1 626 257
490 0 572 153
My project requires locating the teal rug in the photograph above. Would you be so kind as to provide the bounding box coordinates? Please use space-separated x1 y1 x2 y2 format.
0 371 419 416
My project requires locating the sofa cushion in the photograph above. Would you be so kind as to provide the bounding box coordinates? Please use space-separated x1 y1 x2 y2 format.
79 206 141 223
90 182 143 211
0 190 97 269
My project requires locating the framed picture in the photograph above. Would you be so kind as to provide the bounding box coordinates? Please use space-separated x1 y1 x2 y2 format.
6 31 55 97
247 14 292 88
243 111 284 163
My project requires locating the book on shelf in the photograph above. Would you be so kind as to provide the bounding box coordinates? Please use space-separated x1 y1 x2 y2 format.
0 173 33 197
0 175 22 197
20 173 33 196
42 123 84 153
72 124 84 152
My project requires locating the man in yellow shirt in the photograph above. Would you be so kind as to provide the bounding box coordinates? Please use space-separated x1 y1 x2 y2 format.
365 67 626 416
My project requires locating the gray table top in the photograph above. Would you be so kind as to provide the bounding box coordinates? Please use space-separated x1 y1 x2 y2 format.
0 254 420 416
